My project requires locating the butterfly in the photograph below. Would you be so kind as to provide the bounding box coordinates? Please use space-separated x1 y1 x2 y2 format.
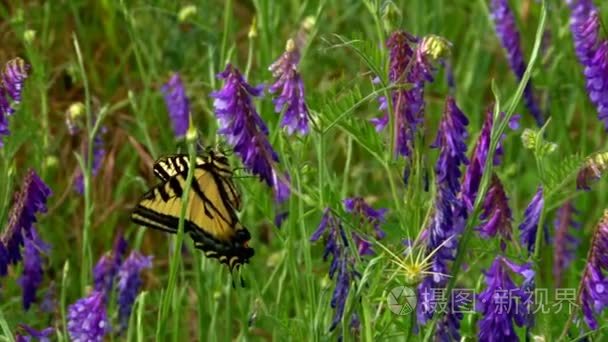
131 149 254 270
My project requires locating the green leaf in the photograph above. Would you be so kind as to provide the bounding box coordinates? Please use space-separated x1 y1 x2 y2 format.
543 152 586 193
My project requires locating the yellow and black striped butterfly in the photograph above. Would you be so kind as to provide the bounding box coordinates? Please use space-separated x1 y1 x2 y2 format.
131 149 253 270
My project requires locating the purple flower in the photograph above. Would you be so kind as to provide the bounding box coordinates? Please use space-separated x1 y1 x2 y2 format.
584 41 608 129
579 209 608 330
161 73 190 137
352 233 373 256
566 1 608 129
343 197 387 239
553 201 580 287
93 235 128 296
16 324 53 342
426 98 470 276
40 282 56 313
268 39 309 135
435 292 466 342
0 57 30 146
417 98 469 331
117 251 152 330
67 290 110 342
476 256 534 341
477 174 513 250
372 31 436 157
431 97 469 199
518 187 544 254
211 64 290 203
18 229 50 310
462 109 494 211
0 170 51 273
74 128 106 194
490 0 543 126
567 0 600 65
310 209 360 331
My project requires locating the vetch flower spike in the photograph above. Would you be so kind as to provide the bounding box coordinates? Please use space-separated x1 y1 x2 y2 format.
567 0 600 65
211 64 290 203
343 197 388 240
490 0 543 126
477 174 513 250
416 97 468 337
161 73 190 138
18 229 50 310
578 209 608 330
553 201 580 287
0 169 51 273
268 38 310 135
476 256 534 341
519 187 544 254
372 31 448 157
117 251 152 330
0 57 30 146
310 209 361 332
67 290 109 342
566 1 608 130
93 235 128 296
16 324 53 342
462 108 494 211
74 126 106 194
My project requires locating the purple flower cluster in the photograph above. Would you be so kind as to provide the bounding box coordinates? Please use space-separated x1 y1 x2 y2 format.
0 57 30 146
372 31 438 157
417 97 468 333
67 290 109 342
490 0 543 126
69 237 151 338
476 256 534 341
579 210 608 330
93 235 127 295
0 169 51 310
462 109 494 211
18 229 50 310
518 187 544 254
427 98 469 278
343 197 387 240
16 324 54 342
161 73 190 138
74 128 106 194
477 174 513 250
553 201 580 287
310 209 361 332
117 251 152 329
268 39 309 135
566 0 608 129
211 64 290 203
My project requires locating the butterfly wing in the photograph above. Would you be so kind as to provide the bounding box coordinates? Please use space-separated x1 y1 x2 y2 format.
153 153 242 210
131 167 253 269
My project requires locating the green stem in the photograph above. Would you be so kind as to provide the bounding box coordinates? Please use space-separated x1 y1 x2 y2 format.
73 34 94 293
156 136 197 339
220 0 233 65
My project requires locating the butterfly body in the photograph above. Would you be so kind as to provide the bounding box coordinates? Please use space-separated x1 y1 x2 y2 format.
131 150 253 269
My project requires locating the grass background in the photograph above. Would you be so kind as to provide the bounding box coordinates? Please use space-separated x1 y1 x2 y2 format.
0 0 607 340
